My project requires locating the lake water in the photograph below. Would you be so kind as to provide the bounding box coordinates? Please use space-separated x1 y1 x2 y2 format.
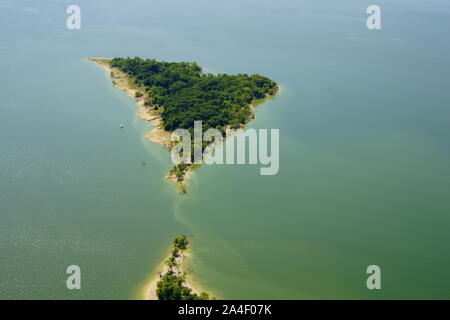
1 0 449 299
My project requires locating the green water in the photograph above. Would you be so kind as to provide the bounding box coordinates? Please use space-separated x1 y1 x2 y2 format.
1 0 450 299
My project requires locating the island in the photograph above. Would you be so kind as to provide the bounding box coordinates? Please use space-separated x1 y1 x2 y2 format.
89 57 279 193
145 236 212 300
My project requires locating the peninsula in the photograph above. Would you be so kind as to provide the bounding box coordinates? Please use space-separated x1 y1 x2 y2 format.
89 57 278 192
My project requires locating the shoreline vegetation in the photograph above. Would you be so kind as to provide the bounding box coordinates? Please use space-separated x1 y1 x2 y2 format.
145 236 212 300
88 57 279 193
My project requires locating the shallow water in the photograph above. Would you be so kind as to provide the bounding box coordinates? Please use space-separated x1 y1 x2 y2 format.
1 0 449 299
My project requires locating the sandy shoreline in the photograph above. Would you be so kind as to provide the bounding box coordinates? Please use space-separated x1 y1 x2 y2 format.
88 58 171 147
141 247 201 300
88 57 192 190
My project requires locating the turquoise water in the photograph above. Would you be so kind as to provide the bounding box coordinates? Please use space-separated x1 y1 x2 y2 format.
1 0 450 299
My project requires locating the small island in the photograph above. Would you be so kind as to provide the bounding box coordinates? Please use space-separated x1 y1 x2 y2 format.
89 57 279 192
146 236 212 300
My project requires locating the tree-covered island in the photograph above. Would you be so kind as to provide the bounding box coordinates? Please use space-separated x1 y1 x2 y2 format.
89 57 279 192
156 236 211 300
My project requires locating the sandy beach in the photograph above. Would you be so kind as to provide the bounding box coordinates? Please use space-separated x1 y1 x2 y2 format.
88 58 192 190
88 58 171 146
140 246 202 300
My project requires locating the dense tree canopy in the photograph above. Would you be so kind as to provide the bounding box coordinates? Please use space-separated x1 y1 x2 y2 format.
110 57 278 132
156 235 211 300
156 273 195 300
173 235 189 250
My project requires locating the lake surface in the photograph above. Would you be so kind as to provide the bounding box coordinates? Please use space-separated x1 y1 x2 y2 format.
1 0 449 299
